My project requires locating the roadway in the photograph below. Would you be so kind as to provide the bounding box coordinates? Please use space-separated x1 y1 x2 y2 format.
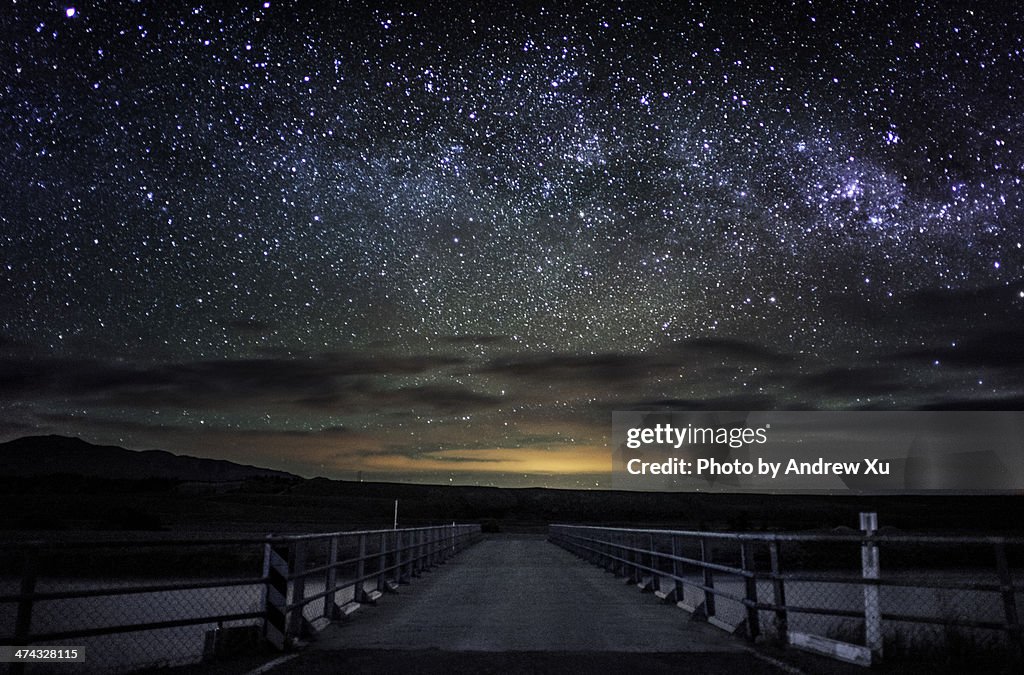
247 534 801 674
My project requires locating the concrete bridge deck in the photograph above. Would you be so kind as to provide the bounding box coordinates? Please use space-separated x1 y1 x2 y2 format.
251 535 799 674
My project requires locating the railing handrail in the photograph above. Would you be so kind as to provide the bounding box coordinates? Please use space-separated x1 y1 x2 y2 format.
549 523 1024 546
2 523 482 550
0 523 484 667
549 522 1024 667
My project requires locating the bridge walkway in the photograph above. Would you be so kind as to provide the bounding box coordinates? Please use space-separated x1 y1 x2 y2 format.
254 535 798 673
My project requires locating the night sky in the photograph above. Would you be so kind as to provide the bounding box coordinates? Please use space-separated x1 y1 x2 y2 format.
2 1 1023 487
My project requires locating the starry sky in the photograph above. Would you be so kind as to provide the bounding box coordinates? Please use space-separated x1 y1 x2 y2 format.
2 1 1023 488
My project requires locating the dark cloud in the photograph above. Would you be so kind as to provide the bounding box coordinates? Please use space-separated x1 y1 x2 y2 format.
297 382 501 413
624 395 781 411
0 351 468 411
0 418 39 437
916 395 1024 411
900 283 1024 324
671 338 795 366
896 329 1024 369
792 366 912 398
369 385 502 412
483 352 652 382
31 412 352 438
480 338 795 391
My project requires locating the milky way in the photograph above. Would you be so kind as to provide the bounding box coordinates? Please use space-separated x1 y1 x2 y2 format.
2 2 1023 486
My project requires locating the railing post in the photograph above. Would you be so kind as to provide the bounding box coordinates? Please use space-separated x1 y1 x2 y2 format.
860 512 883 663
994 541 1023 659
671 535 683 603
429 527 437 566
768 541 787 642
288 541 307 639
323 536 339 619
617 533 627 577
413 529 423 576
626 536 634 581
356 533 368 602
263 540 290 649
422 528 430 568
398 530 410 583
624 533 633 581
407 529 415 580
648 533 658 592
377 532 388 591
740 541 760 642
11 546 38 675
393 532 405 581
700 537 716 619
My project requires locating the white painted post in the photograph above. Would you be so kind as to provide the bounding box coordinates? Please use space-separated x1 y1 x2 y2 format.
393 500 398 529
860 512 883 662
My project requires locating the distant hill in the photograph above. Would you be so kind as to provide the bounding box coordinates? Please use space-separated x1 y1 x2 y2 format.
0 435 297 482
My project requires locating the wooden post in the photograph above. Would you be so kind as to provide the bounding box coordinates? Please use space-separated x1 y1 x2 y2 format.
741 541 760 641
860 512 883 662
701 537 716 619
994 542 1022 659
769 541 788 641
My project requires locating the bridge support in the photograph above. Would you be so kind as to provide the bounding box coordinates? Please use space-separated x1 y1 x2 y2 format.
263 541 312 649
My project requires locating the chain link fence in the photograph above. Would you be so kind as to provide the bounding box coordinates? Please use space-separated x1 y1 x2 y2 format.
0 525 481 674
550 522 1023 669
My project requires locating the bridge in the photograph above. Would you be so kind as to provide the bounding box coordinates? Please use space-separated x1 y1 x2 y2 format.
1 523 1021 673
261 534 786 675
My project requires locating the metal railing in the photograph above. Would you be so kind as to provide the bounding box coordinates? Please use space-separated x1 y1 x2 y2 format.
549 523 1023 667
0 524 481 673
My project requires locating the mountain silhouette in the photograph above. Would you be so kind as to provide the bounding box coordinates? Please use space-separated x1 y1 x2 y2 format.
0 435 296 482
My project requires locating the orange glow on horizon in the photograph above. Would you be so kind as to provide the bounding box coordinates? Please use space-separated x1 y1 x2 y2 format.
341 444 611 475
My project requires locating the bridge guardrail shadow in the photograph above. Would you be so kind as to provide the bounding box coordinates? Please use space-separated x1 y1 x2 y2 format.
0 524 482 673
549 522 1023 669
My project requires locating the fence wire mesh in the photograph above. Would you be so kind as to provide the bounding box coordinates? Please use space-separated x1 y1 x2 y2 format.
0 525 481 674
549 524 1023 669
